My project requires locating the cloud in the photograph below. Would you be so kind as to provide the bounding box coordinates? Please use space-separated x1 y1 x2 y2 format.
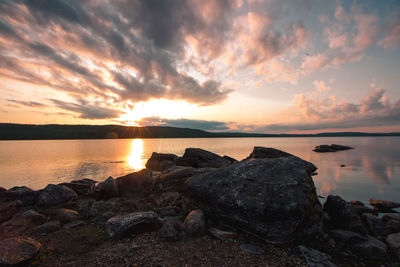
139 117 230 131
51 99 121 119
378 10 400 52
7 99 47 108
301 54 330 72
313 80 331 93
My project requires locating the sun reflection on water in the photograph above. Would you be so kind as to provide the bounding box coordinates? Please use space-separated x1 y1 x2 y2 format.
127 139 145 170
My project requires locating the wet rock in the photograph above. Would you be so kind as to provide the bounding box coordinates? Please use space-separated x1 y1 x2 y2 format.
158 207 177 217
186 152 322 244
313 145 337 152
329 229 368 244
246 146 317 174
177 148 230 168
0 186 39 206
298 245 336 267
145 152 178 171
386 233 400 259
0 200 22 224
158 220 184 241
323 195 366 234
0 237 41 266
183 209 205 237
350 236 387 260
240 244 264 255
59 179 95 196
369 199 400 213
154 167 194 193
35 184 78 208
106 211 162 238
51 208 80 224
32 221 61 234
361 213 388 237
208 227 238 241
94 177 119 199
115 169 153 199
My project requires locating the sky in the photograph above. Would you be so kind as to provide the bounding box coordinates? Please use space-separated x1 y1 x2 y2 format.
0 0 399 133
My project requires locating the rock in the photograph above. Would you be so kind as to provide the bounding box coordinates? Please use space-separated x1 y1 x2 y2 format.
0 186 39 206
382 213 400 223
297 245 336 267
176 148 230 168
208 227 238 241
183 209 205 237
158 220 184 241
1 210 46 236
63 220 86 229
106 211 162 238
330 144 354 150
76 199 94 217
386 233 400 259
386 219 400 234
329 229 368 244
93 211 115 226
35 184 78 208
115 169 153 199
361 213 388 237
90 200 113 217
246 146 317 174
94 177 119 199
351 203 377 216
239 244 264 255
369 199 400 213
32 221 61 234
0 237 41 265
51 208 80 224
186 155 322 244
313 145 337 152
222 155 238 164
59 179 95 196
154 167 194 193
350 200 364 206
340 164 346 167
323 195 366 234
0 186 5 192
0 200 22 224
351 236 387 260
158 207 177 217
145 152 178 171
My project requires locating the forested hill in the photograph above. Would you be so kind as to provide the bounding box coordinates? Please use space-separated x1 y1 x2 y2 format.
0 123 399 140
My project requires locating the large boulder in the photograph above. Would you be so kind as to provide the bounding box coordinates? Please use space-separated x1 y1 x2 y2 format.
185 154 322 244
59 179 96 196
145 152 178 171
115 169 153 199
154 167 195 193
0 186 39 206
361 213 388 237
0 237 41 266
94 177 119 199
183 209 206 237
0 210 46 237
176 148 230 168
386 233 400 259
246 147 317 174
350 236 388 260
35 184 77 208
323 195 366 234
106 211 162 238
0 200 22 224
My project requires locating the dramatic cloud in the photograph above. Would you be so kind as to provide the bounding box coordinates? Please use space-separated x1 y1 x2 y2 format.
51 99 120 119
7 99 47 108
139 117 230 131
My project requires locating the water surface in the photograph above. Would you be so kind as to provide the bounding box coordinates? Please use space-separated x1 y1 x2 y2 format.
0 137 399 203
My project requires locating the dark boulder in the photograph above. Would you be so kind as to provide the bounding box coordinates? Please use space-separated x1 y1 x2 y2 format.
222 155 238 164
115 169 153 199
240 244 264 255
350 236 388 260
51 208 80 224
369 199 400 213
158 220 184 241
186 155 322 244
154 167 194 193
0 186 5 192
386 219 400 233
176 148 230 168
94 177 119 199
208 227 238 241
246 147 317 174
0 200 22 224
35 184 77 208
297 245 336 267
145 152 178 171
59 179 96 196
0 237 41 266
329 229 368 244
0 186 39 206
386 233 400 259
323 195 366 234
183 209 206 237
106 211 162 238
361 213 388 237
0 210 46 237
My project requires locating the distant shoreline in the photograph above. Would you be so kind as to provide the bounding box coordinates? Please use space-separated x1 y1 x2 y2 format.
1 123 399 140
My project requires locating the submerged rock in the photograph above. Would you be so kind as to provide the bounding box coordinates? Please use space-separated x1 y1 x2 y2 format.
185 149 322 244
116 169 153 199
176 148 230 168
35 184 77 208
0 237 41 266
106 211 162 239
145 152 178 171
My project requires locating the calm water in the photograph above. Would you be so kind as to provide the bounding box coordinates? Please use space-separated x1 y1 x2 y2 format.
0 137 399 203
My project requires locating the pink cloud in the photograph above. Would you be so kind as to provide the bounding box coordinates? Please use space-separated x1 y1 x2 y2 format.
378 12 400 52
301 54 329 71
313 80 331 93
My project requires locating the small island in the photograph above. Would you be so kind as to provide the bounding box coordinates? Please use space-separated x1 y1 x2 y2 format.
1 147 399 266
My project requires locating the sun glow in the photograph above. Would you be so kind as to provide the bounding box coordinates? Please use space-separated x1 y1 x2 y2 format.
119 99 198 125
126 139 145 170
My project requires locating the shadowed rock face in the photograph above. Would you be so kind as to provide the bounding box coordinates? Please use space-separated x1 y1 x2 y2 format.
0 237 41 266
176 148 231 168
115 169 153 199
145 152 178 171
185 155 322 244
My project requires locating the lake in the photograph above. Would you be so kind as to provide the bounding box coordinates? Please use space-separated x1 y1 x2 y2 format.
0 137 399 204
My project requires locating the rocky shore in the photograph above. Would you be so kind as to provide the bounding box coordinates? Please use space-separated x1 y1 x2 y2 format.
0 146 399 266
